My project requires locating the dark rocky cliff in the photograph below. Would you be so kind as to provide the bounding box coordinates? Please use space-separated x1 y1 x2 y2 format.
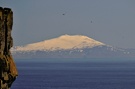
0 7 18 89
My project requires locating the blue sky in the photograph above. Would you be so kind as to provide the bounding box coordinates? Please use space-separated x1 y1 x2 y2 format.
1 0 135 48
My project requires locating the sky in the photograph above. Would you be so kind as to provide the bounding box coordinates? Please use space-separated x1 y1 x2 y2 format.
0 0 135 48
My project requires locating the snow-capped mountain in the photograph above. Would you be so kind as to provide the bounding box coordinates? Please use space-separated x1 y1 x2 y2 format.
11 35 105 51
11 35 133 59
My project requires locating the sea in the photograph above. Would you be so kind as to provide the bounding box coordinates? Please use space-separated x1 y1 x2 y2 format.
11 58 135 89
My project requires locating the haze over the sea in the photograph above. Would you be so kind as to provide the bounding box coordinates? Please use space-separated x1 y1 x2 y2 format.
0 0 135 48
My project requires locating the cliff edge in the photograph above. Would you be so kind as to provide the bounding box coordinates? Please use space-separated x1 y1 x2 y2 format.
0 7 18 89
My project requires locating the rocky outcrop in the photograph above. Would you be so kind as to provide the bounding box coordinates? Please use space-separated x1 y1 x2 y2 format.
0 7 18 89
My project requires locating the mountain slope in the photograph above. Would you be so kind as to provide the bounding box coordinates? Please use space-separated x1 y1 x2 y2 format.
12 35 105 51
11 35 132 59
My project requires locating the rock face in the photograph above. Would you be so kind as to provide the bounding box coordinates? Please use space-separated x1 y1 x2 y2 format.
0 7 18 89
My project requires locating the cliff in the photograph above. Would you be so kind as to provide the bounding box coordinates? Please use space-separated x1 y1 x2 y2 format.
0 7 18 89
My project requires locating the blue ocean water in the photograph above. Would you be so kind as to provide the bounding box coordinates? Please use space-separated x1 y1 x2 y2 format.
11 58 135 89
